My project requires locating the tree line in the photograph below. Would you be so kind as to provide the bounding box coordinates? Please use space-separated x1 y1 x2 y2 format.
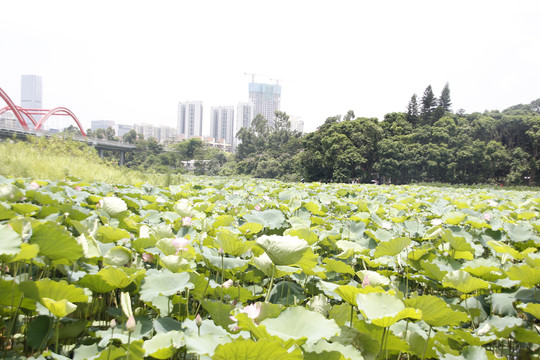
77 85 540 186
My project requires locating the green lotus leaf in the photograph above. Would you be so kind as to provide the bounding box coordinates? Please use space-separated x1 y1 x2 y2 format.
260 306 340 344
78 274 116 293
285 228 319 245
42 297 77 318
96 225 131 243
0 279 36 310
100 196 128 217
99 267 133 288
373 237 410 258
355 292 422 328
11 203 41 215
143 331 184 359
0 203 16 220
404 295 468 327
513 327 540 344
20 278 88 305
244 209 286 230
27 315 53 350
29 221 83 263
153 317 183 333
185 333 231 357
213 338 303 360
461 258 501 277
443 211 467 225
252 253 300 277
334 285 363 306
256 235 309 266
335 240 369 256
506 265 540 288
517 302 540 319
442 230 473 253
305 340 364 360
203 247 249 270
486 240 522 259
0 223 22 256
201 299 235 329
505 223 533 243
442 270 490 294
103 246 132 266
160 254 191 273
449 329 496 346
139 269 193 303
323 259 355 275
215 229 253 256
0 183 23 201
478 315 524 338
407 247 431 260
239 222 264 236
356 270 390 286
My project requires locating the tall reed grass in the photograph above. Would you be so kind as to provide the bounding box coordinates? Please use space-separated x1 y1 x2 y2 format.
0 137 184 187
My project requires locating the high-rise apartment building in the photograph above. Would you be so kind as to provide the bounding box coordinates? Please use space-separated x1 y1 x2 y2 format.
290 116 305 133
177 101 203 138
236 102 255 130
21 75 43 109
210 106 234 146
248 82 281 126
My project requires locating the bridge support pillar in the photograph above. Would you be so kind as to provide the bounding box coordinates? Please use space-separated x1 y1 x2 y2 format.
119 151 125 166
99 149 104 158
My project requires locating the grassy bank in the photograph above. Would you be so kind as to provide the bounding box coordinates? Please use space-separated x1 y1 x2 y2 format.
0 137 184 186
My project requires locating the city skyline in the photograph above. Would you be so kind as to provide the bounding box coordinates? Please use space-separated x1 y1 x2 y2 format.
1 1 539 135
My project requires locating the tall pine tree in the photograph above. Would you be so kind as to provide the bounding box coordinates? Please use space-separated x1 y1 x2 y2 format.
406 94 419 126
421 85 437 125
439 82 452 111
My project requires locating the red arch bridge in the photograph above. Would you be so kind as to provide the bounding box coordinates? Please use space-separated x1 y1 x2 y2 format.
0 86 135 165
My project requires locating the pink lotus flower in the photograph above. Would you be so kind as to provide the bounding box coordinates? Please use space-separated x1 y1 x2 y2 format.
142 253 154 263
182 216 192 226
195 314 203 327
30 181 40 189
172 238 189 255
254 205 261 211
483 213 492 222
230 302 262 323
75 186 82 191
362 275 370 288
240 302 261 320
126 315 136 332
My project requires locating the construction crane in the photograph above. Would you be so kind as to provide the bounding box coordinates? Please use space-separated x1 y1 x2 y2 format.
244 72 282 85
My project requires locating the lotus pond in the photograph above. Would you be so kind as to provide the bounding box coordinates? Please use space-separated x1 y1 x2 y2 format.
1 176 539 359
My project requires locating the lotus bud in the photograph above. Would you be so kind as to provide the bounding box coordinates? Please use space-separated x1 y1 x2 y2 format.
30 181 40 189
126 315 136 332
110 319 117 329
218 247 224 257
195 314 202 327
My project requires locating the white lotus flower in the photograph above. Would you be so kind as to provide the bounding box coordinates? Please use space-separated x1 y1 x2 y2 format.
256 235 309 266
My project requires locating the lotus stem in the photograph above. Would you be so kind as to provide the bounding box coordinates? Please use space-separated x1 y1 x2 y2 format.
55 319 60 354
378 327 387 360
350 304 354 327
126 332 131 360
265 264 276 302
421 325 432 360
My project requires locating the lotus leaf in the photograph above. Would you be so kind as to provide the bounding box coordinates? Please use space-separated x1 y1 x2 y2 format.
256 235 309 266
373 237 411 258
19 278 88 304
244 209 286 230
404 295 468 327
103 245 132 266
142 331 184 359
100 196 128 217
0 223 22 256
260 306 340 344
506 264 540 288
139 269 193 303
517 302 540 319
42 297 77 318
356 292 422 328
29 221 83 262
442 270 489 294
213 338 303 360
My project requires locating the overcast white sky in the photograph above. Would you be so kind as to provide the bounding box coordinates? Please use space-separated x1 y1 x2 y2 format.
1 0 539 134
